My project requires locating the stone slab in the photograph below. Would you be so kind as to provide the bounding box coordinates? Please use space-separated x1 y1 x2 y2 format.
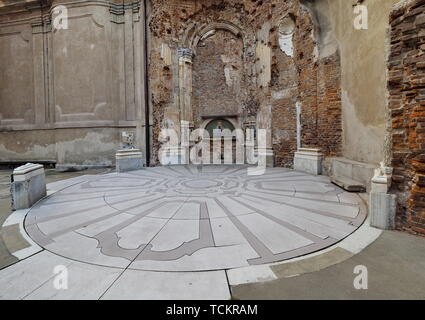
331 175 366 192
24 262 122 300
11 164 46 210
0 251 73 300
101 270 230 300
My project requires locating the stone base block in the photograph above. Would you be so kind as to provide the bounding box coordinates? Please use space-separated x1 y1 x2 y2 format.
116 149 144 173
256 148 275 168
159 147 189 165
369 192 396 230
294 148 323 175
11 163 46 210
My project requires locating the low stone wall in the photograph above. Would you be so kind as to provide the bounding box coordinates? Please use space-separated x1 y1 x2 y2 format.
11 163 46 210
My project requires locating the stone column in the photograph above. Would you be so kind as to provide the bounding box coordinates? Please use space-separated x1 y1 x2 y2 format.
256 105 275 167
176 48 195 165
180 120 190 165
177 47 194 128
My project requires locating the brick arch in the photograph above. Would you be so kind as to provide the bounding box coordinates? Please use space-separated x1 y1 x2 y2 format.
182 21 245 55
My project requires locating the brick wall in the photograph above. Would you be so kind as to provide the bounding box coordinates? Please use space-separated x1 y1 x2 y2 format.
148 0 343 166
317 52 342 157
294 6 342 158
388 0 425 235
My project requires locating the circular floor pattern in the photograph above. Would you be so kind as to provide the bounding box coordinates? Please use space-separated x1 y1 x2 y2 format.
25 165 366 271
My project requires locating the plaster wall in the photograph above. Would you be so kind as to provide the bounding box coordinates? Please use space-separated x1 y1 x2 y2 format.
309 0 400 165
0 0 148 168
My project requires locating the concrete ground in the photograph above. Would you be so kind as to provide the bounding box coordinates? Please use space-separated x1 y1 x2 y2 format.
231 230 425 300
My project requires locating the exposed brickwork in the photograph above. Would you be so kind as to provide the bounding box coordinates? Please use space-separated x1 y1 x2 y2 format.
193 30 245 122
294 6 342 158
317 52 343 157
148 0 343 166
388 0 425 235
295 6 318 149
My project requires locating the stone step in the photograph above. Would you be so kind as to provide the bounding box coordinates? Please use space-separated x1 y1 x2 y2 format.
331 175 366 193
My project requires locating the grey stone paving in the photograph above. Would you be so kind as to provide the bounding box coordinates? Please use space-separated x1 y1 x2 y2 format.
25 165 366 272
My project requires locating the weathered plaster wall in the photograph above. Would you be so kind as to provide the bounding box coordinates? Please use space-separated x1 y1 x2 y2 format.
306 0 400 165
0 0 148 168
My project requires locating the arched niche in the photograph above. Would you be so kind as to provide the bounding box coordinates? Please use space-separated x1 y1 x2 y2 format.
182 21 244 55
191 27 245 127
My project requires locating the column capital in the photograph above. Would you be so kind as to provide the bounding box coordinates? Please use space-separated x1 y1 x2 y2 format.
177 47 194 59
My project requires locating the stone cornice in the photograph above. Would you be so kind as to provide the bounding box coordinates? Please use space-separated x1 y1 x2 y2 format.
0 0 140 16
0 1 52 15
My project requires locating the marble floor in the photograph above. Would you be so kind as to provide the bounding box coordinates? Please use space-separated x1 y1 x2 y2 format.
0 165 368 299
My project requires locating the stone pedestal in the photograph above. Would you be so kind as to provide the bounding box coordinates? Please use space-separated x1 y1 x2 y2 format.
160 146 189 165
116 149 144 173
369 163 396 230
11 163 46 210
257 148 275 168
294 148 323 175
370 193 396 230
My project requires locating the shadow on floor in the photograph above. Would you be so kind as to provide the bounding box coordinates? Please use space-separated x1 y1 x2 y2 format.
231 230 425 300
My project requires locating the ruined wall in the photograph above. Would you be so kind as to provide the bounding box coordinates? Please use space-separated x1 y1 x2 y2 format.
148 0 343 166
193 29 245 122
0 0 148 168
1 0 345 168
311 0 401 165
388 0 425 235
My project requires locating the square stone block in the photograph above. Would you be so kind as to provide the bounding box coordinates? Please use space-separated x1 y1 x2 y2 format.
294 148 323 175
258 149 275 168
11 163 46 210
116 149 144 173
370 192 396 230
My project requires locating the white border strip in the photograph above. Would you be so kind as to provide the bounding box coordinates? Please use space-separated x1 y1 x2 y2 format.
226 216 383 286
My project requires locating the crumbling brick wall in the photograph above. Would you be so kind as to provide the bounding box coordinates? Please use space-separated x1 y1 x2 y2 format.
317 52 342 157
388 0 425 235
294 3 342 158
192 29 245 123
147 0 342 166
